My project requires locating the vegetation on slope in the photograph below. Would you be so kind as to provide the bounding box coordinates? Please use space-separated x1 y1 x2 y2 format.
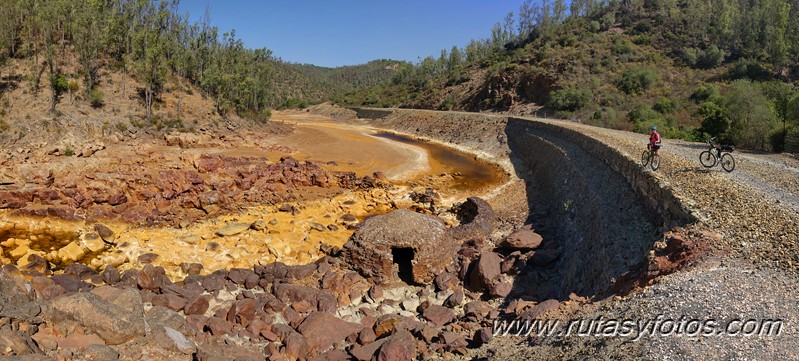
0 0 399 127
340 0 799 152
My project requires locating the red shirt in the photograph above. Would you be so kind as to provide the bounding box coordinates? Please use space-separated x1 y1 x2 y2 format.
650 132 661 144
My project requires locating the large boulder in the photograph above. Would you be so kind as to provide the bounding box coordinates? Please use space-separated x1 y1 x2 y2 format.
46 290 146 345
297 312 362 352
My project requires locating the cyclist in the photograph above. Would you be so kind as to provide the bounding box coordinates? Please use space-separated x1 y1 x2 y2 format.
648 126 662 153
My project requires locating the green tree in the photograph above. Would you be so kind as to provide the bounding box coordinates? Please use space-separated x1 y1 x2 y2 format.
723 80 778 149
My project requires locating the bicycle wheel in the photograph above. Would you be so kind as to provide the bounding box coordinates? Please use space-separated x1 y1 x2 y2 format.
699 151 716 168
720 153 735 172
641 150 650 167
650 153 660 171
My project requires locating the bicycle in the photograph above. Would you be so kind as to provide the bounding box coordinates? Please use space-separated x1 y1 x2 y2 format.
699 137 735 172
641 143 661 171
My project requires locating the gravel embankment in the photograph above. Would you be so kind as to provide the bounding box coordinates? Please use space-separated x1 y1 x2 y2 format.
484 117 799 360
538 119 799 271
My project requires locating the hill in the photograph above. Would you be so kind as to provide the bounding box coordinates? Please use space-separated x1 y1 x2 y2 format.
338 0 799 152
0 0 399 146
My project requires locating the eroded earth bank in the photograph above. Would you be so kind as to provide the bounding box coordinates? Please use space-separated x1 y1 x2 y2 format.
1 105 798 360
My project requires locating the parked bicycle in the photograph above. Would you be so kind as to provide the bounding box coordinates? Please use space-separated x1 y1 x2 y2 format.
641 143 661 171
699 137 735 172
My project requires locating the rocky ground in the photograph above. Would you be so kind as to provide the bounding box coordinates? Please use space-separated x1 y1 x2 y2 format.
1 105 798 360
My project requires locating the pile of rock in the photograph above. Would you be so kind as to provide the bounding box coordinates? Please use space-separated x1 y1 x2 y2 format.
0 155 379 226
0 199 575 360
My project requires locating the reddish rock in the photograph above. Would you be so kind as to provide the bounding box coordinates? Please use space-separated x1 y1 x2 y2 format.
374 315 404 338
227 299 257 327
523 299 561 320
377 330 416 361
351 338 388 361
358 327 377 345
184 295 210 315
273 284 337 313
434 272 459 292
422 305 455 327
473 327 492 346
284 333 311 360
463 301 492 320
180 262 203 275
500 228 543 250
152 294 188 312
489 281 512 298
444 289 464 307
101 266 120 285
468 252 502 291
205 316 233 336
297 312 362 351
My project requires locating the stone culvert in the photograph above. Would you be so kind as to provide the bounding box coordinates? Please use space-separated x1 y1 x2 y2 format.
341 107 697 298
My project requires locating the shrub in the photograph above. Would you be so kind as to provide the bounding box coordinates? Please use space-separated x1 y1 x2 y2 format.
589 21 601 33
89 89 104 108
653 97 677 114
730 59 771 80
547 88 593 111
690 84 720 103
628 104 661 124
599 12 615 31
51 74 69 95
682 47 699 66
611 38 633 55
618 67 658 95
697 101 730 137
697 45 724 68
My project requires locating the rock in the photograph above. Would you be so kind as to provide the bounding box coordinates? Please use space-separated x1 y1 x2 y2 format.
274 284 337 313
468 252 502 291
251 220 267 231
358 327 377 345
298 311 362 351
180 262 203 275
284 333 311 360
137 253 159 263
138 264 166 290
206 316 233 336
463 301 492 320
55 332 105 349
449 197 498 241
373 315 404 338
158 325 196 354
102 265 120 285
422 305 455 327
184 295 211 315
444 289 464 307
441 331 468 353
215 222 251 237
434 272 459 292
310 222 326 232
47 292 145 345
95 224 117 244
500 228 543 250
523 299 561 319
473 327 492 347
489 281 512 298
81 344 120 360
0 329 38 355
151 294 188 312
377 330 416 361
368 285 383 300
351 338 388 361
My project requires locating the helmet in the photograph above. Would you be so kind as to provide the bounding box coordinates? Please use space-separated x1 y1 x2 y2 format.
650 126 657 130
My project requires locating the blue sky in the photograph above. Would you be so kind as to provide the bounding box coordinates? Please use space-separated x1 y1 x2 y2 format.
178 1 528 67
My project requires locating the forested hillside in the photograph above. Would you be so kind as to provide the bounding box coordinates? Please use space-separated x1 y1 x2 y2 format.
0 0 399 129
340 0 799 152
